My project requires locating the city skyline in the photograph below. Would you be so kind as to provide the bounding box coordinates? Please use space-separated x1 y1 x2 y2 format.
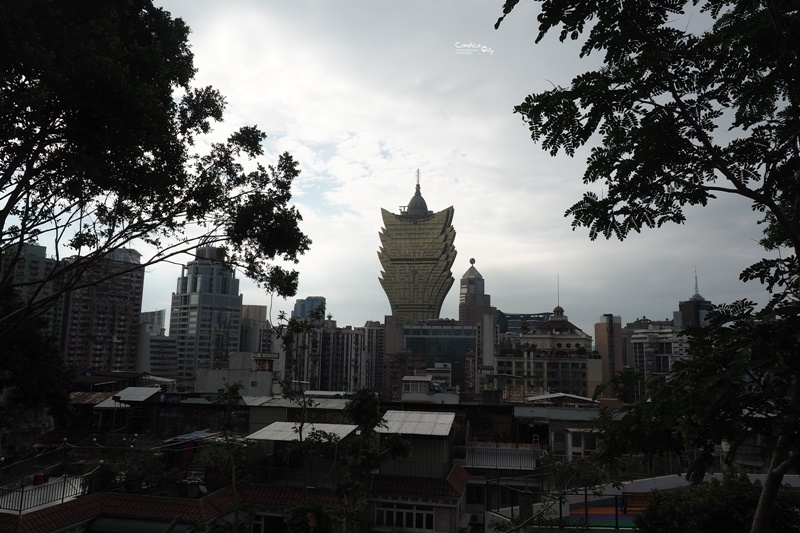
137 0 772 335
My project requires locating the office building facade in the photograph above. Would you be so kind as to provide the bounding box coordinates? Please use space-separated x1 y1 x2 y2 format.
677 275 712 329
169 247 242 389
458 258 494 326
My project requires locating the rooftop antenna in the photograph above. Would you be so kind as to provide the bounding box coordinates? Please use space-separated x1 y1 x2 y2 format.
694 266 699 295
416 168 420 185
557 274 560 307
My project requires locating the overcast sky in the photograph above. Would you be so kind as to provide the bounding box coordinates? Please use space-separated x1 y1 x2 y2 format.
144 0 771 335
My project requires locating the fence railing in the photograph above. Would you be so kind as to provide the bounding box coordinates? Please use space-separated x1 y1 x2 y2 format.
453 444 541 470
0 470 94 514
0 449 67 486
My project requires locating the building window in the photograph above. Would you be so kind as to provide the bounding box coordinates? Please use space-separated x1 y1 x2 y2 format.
375 502 434 530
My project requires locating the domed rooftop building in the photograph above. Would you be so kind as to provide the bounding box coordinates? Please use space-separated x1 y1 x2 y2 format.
525 305 593 355
378 176 456 324
494 304 599 399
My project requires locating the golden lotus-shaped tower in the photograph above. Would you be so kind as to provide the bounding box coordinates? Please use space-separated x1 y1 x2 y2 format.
378 179 456 324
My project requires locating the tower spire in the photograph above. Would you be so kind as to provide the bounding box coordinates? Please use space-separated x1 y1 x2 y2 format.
690 267 705 301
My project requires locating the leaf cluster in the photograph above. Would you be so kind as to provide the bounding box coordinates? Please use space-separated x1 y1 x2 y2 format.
0 287 72 425
499 0 800 247
0 0 310 336
284 501 339 533
636 470 800 533
596 299 800 482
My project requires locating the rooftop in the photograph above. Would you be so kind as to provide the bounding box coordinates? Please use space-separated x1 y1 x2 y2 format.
378 410 455 436
246 421 357 441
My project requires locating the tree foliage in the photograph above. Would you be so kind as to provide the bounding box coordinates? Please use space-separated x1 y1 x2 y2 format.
0 0 310 335
0 287 72 427
496 1 799 532
598 299 800 482
498 0 799 249
636 471 800 533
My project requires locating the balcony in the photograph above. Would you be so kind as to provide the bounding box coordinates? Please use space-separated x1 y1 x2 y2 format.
453 442 542 470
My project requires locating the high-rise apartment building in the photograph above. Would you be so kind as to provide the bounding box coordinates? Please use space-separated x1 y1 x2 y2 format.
291 296 326 324
378 179 456 324
0 243 60 335
169 247 242 389
594 314 623 397
60 249 144 371
359 320 384 390
629 324 689 401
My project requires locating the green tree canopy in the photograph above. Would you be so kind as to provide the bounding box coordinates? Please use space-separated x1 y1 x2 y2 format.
636 472 800 533
0 287 72 428
496 1 799 532
0 0 310 335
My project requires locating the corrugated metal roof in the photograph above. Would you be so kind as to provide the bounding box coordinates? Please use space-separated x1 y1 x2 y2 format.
115 387 161 402
181 397 211 405
377 410 455 436
241 396 270 406
94 397 129 410
246 421 356 442
92 387 160 409
248 397 350 410
70 392 114 405
525 392 597 404
169 429 223 442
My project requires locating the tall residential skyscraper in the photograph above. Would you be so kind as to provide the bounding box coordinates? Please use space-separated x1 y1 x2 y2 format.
594 314 623 397
169 247 242 389
291 296 326 324
0 243 60 335
378 178 456 324
60 248 144 371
